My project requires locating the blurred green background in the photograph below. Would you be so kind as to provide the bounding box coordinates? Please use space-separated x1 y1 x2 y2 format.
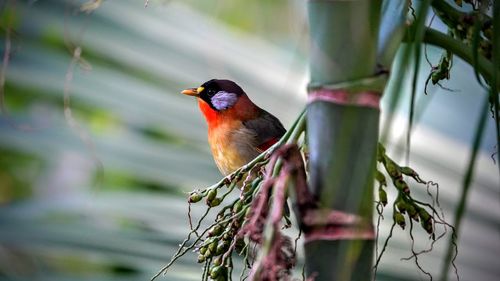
0 0 499 280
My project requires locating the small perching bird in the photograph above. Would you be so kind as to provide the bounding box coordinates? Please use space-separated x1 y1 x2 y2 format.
182 79 286 176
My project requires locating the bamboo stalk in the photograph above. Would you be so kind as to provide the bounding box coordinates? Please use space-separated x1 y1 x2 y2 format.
304 1 382 280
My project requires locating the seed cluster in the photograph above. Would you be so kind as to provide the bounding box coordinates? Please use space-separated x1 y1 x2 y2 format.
188 173 265 281
374 144 458 279
376 144 434 237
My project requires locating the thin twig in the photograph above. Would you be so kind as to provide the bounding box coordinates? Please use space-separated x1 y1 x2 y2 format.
375 201 385 258
374 201 397 276
402 219 433 280
151 207 212 280
293 228 302 256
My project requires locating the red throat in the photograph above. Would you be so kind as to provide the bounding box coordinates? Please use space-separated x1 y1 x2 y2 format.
197 95 259 128
198 99 218 125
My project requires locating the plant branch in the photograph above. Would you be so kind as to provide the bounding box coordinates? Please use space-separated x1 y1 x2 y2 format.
414 27 500 89
431 0 492 26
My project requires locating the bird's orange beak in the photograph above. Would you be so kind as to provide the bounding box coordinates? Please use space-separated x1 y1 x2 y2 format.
181 86 204 97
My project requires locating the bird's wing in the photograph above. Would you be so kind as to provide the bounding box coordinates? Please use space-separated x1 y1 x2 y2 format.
242 110 286 152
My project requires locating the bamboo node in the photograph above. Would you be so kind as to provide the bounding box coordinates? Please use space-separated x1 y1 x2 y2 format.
302 209 375 242
308 89 381 109
307 73 387 108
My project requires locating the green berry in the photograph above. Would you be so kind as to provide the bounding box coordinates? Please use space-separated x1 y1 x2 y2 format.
378 188 387 206
393 178 410 194
385 158 402 179
216 241 229 255
394 212 406 229
199 246 207 255
208 225 223 237
418 208 431 223
213 256 222 266
207 189 217 201
375 171 387 186
210 266 223 279
188 192 202 203
407 204 418 221
400 166 417 177
209 198 222 207
208 241 217 254
396 200 407 214
233 200 243 213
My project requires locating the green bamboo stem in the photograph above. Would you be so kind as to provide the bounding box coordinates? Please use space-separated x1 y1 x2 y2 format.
305 1 382 280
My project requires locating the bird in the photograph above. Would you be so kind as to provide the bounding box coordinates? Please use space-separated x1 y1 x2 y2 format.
182 79 286 176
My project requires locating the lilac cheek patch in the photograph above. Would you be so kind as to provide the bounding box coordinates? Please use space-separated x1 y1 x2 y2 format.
211 91 238 111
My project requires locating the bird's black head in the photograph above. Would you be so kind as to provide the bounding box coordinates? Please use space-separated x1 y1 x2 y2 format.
182 79 245 111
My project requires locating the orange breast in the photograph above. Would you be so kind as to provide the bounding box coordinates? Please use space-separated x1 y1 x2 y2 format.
208 120 260 175
198 96 261 175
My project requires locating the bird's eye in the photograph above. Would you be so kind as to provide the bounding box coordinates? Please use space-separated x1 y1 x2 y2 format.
207 89 216 97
